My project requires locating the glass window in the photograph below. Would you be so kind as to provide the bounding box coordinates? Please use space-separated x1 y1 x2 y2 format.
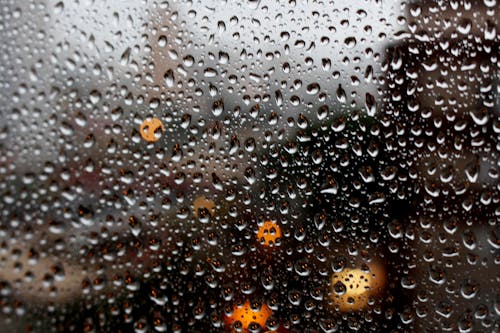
0 1 498 332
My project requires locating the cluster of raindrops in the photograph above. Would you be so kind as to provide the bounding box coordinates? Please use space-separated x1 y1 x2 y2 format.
0 0 498 332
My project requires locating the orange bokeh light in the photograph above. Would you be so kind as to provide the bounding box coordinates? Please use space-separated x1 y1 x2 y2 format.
256 221 282 247
225 301 272 331
139 117 165 142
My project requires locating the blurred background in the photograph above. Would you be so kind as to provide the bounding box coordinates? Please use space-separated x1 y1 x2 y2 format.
0 0 498 332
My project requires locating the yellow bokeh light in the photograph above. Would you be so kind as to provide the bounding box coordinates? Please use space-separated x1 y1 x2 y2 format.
225 301 272 331
330 263 385 312
256 221 282 247
193 196 215 218
139 117 165 142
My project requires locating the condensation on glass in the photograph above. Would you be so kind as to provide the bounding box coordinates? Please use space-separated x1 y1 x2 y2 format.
0 0 498 332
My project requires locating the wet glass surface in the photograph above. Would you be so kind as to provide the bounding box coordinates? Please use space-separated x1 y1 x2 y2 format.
0 1 498 332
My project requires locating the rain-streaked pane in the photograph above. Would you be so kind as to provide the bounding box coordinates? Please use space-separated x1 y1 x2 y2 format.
0 1 498 332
